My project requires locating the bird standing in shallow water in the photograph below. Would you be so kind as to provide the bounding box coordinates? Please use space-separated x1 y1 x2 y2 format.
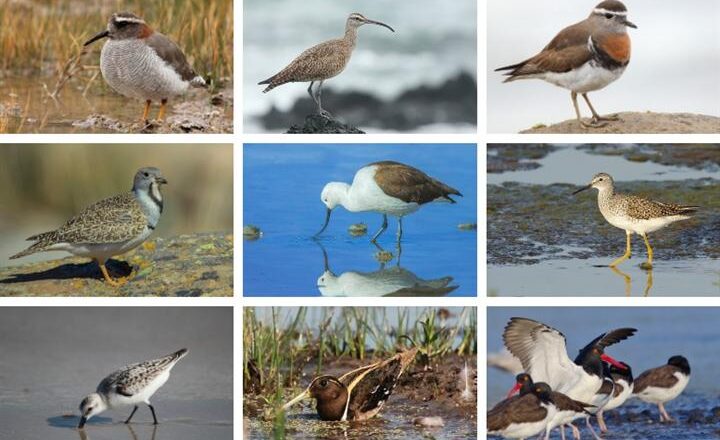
282 347 417 421
84 12 207 123
573 172 698 268
315 161 461 243
496 1 636 128
259 13 395 118
10 167 167 287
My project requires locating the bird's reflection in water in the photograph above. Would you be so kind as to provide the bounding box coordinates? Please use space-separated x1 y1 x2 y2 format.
314 240 457 296
78 424 157 440
610 266 653 296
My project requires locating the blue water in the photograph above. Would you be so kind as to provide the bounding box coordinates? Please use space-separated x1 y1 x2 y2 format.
243 144 477 296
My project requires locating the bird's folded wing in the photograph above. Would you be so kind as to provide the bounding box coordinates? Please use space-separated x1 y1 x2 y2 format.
55 193 146 243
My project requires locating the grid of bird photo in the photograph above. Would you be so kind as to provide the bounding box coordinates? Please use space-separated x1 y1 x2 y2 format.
0 0 719 440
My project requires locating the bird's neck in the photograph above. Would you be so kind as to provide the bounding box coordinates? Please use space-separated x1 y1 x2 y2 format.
343 26 359 47
134 184 163 226
336 183 362 212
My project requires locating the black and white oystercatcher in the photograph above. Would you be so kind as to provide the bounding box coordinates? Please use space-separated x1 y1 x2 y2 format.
488 379 556 439
633 355 690 422
596 361 633 432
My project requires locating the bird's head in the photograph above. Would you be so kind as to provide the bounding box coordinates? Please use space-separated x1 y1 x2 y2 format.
346 13 395 32
591 1 637 30
573 172 614 195
78 393 106 429
84 12 148 46
133 167 168 192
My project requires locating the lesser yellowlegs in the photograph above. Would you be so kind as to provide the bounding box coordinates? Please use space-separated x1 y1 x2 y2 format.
315 161 461 242
573 172 698 268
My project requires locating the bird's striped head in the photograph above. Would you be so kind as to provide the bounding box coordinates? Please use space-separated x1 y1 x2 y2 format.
346 12 395 32
84 12 151 46
590 1 636 30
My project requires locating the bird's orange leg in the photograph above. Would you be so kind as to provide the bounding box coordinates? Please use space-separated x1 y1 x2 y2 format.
141 100 152 123
157 98 168 121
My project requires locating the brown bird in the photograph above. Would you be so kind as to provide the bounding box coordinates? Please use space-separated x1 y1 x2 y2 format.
281 347 417 421
259 12 395 117
633 355 690 422
496 1 636 128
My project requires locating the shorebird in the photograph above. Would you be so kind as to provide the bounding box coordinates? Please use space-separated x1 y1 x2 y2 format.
503 318 635 440
78 348 188 429
596 361 633 433
488 380 557 440
259 12 395 117
496 1 636 128
282 347 417 421
573 172 699 268
633 355 691 423
315 161 461 242
504 374 594 440
10 167 167 287
84 12 206 123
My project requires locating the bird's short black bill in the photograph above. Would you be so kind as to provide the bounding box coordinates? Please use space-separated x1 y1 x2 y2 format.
622 18 637 29
367 20 395 32
84 30 109 46
77 416 87 429
315 208 332 237
572 184 591 195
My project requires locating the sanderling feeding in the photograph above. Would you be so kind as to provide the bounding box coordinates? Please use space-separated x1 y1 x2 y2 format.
78 348 188 429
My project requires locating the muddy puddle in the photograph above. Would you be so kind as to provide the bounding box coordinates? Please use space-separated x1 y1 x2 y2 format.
244 355 477 440
487 145 720 296
0 75 233 133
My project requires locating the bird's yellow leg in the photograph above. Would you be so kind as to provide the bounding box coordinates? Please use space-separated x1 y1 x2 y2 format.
642 233 653 267
609 232 632 267
141 100 152 123
96 260 127 287
157 99 168 121
609 266 632 297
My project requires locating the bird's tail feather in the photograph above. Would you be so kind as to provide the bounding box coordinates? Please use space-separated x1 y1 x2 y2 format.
9 231 56 259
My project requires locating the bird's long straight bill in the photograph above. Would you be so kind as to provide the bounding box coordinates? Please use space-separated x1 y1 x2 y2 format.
281 389 310 411
572 184 592 195
77 416 87 429
366 19 395 32
314 208 332 237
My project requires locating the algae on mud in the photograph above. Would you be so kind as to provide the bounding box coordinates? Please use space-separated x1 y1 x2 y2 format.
0 232 233 296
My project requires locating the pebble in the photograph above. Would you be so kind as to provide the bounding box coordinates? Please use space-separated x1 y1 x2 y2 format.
413 416 444 427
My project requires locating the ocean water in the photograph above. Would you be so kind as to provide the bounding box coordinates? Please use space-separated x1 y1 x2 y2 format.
487 307 720 439
487 0 720 132
0 308 233 440
243 144 477 296
243 0 477 127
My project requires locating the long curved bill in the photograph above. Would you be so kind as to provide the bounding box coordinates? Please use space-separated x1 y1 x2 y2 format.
314 208 332 237
366 19 395 32
77 416 87 429
84 29 109 46
281 389 310 411
572 184 591 195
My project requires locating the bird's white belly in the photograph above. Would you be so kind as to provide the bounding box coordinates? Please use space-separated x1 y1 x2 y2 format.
546 409 585 430
602 212 687 235
637 373 689 404
543 62 625 93
49 227 154 262
492 405 554 438
101 39 189 101
107 371 170 408
603 380 633 411
348 167 420 217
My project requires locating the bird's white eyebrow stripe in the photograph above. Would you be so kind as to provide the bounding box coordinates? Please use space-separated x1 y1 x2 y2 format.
593 8 627 16
114 17 145 23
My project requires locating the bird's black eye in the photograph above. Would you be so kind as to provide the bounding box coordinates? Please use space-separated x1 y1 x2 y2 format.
143 172 149 177
605 13 613 19
598 178 603 181
319 379 328 387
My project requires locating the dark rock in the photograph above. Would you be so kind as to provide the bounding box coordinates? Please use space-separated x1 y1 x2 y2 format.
686 409 706 424
286 114 365 134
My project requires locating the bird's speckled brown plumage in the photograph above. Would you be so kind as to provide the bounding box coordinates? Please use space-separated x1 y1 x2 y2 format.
371 161 462 205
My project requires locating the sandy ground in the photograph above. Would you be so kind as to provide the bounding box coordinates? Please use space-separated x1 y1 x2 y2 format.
521 112 720 134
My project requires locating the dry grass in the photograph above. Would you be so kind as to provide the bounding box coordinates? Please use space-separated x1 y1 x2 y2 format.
0 0 233 81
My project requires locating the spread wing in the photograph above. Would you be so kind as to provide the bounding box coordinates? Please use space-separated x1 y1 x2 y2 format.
503 317 578 390
54 193 146 244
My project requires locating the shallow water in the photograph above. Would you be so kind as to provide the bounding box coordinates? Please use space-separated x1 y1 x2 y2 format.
243 144 477 296
487 145 720 296
487 307 720 440
0 308 233 440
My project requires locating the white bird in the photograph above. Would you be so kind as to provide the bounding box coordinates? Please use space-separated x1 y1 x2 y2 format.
78 348 188 429
316 161 461 242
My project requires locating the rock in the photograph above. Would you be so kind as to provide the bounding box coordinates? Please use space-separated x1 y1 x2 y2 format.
686 409 705 424
521 112 720 134
243 225 262 240
286 114 365 134
0 232 233 296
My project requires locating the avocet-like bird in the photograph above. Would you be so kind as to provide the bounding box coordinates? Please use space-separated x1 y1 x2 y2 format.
488 381 557 439
633 355 690 422
503 318 635 438
505 374 594 440
78 349 188 429
315 161 461 242
596 361 633 433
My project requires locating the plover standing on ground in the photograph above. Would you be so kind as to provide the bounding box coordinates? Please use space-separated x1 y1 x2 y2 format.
633 355 691 423
572 173 698 268
496 1 636 128
84 12 207 123
78 348 188 429
315 161 461 242
10 167 167 287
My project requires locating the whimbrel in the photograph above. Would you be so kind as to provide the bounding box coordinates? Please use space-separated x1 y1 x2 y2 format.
572 173 698 268
259 13 395 117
